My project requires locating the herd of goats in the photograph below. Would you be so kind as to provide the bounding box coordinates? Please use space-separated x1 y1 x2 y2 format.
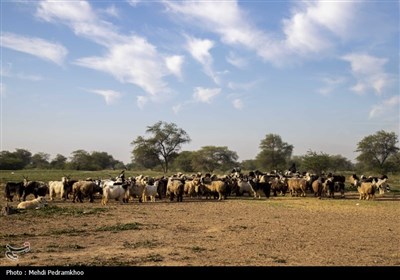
2 169 391 211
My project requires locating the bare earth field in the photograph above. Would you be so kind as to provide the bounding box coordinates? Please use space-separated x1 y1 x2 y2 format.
1 193 399 267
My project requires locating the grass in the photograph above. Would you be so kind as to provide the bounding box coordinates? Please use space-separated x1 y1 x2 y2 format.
30 205 108 217
122 240 158 249
0 169 165 184
191 246 206 253
50 228 87 236
144 253 164 262
95 222 142 232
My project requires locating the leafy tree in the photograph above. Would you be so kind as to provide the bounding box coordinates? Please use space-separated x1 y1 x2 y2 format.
329 154 354 172
131 136 160 169
191 146 238 172
172 151 195 172
356 130 399 173
290 155 304 173
131 121 191 173
0 148 32 169
91 151 116 170
255 134 293 171
240 159 257 172
301 150 330 175
384 151 400 173
29 152 50 169
69 150 93 170
50 154 68 169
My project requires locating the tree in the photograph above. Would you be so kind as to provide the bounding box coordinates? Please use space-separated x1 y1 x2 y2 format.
356 130 399 173
301 150 331 174
70 150 93 170
131 121 191 173
329 154 354 172
0 148 32 169
29 152 50 169
241 159 258 171
131 136 161 170
172 151 195 172
50 154 67 169
255 134 293 171
191 146 239 172
91 151 116 170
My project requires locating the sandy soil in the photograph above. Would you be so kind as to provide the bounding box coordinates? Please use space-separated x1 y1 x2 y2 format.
1 192 399 267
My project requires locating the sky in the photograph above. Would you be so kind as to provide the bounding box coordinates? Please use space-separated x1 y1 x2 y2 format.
1 0 399 165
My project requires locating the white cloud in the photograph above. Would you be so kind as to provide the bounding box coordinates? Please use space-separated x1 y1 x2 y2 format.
226 52 247 69
75 36 170 97
186 36 214 65
283 1 356 55
127 0 141 7
193 87 221 103
317 76 345 96
164 0 358 65
165 1 281 64
165 55 184 80
369 96 400 119
103 5 119 18
37 1 179 105
0 32 67 65
227 79 260 91
137 95 148 109
341 53 391 95
185 35 220 84
172 104 182 115
232 98 243 110
87 89 121 105
36 0 124 47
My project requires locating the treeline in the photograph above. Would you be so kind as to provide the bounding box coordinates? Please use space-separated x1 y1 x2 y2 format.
1 122 399 174
0 149 125 171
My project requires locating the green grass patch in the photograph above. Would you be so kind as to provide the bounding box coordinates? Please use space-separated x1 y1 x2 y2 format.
2 232 36 238
26 205 107 217
191 246 206 253
123 240 157 249
95 222 142 232
144 253 164 262
50 228 86 236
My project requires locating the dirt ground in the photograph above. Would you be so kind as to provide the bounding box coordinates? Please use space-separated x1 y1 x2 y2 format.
1 192 399 267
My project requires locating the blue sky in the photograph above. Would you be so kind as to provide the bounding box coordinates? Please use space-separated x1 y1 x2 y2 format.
1 0 399 165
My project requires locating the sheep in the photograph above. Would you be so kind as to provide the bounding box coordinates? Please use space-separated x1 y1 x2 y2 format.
17 196 47 210
72 181 96 203
358 181 377 200
166 177 185 202
200 176 227 200
49 177 68 201
102 184 128 205
4 181 24 202
142 184 158 202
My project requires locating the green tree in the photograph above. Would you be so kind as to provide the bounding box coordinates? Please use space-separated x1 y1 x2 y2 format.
50 154 68 169
29 152 50 169
131 136 162 169
70 150 93 170
131 121 191 173
384 151 400 173
356 130 399 173
91 151 116 170
0 148 32 169
172 151 195 172
255 134 293 171
329 154 354 172
191 146 238 173
241 159 258 171
302 150 330 174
